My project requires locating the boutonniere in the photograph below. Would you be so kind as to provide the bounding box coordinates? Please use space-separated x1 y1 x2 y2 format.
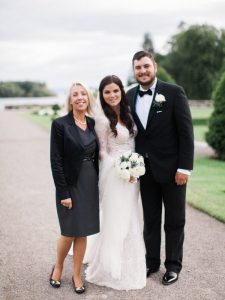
153 93 166 108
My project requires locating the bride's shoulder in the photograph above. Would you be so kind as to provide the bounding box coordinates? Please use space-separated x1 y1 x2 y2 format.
94 113 110 127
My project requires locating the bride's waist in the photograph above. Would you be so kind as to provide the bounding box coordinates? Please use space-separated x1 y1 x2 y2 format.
108 150 134 157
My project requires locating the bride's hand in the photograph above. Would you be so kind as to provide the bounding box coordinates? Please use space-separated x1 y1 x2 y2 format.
129 176 137 183
61 198 72 209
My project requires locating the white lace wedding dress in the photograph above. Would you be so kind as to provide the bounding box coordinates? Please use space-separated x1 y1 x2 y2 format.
85 115 146 290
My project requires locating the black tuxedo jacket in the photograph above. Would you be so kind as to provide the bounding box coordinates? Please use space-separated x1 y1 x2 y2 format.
126 79 194 183
50 111 99 200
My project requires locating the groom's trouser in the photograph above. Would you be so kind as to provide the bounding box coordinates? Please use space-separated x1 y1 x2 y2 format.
140 159 186 273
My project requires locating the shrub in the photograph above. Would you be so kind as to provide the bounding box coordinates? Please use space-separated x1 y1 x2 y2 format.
206 72 225 160
157 67 176 84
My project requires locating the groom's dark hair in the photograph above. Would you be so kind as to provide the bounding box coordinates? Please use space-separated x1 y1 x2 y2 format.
132 50 156 65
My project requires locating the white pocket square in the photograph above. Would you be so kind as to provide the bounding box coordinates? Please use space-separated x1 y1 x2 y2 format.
156 110 162 113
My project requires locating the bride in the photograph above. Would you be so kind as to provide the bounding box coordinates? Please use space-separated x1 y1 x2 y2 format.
85 75 146 290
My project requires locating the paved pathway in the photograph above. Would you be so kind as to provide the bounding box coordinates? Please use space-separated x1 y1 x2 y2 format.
0 111 224 300
194 141 215 157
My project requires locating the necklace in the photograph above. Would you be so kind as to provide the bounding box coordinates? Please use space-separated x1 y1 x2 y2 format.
73 116 87 125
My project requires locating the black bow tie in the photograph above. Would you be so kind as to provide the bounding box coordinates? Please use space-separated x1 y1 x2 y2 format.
138 89 152 97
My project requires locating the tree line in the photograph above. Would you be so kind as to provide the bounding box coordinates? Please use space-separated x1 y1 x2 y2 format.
0 81 55 97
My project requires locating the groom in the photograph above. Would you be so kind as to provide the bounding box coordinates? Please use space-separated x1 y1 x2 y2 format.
126 51 194 285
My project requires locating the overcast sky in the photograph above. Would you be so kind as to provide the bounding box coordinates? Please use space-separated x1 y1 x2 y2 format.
0 0 224 93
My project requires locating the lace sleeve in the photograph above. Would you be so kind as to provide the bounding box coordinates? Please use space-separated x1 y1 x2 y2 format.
94 115 111 160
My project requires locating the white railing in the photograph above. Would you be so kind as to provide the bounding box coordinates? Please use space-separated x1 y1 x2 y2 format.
0 95 66 110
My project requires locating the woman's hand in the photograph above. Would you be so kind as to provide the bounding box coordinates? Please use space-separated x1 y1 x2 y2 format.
129 176 137 184
61 198 72 209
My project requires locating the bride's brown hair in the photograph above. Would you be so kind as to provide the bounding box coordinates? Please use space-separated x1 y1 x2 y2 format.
99 75 134 137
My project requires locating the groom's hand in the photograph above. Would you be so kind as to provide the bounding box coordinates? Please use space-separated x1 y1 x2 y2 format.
175 172 188 185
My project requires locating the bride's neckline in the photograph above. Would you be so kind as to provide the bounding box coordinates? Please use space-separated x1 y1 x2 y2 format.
117 121 125 127
116 122 129 132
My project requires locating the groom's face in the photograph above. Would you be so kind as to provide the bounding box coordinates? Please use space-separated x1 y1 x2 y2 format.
133 56 157 87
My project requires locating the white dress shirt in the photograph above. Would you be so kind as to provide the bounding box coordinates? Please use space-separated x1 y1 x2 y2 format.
136 79 157 130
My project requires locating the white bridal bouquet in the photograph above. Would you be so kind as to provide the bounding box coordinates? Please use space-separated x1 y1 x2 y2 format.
115 151 146 182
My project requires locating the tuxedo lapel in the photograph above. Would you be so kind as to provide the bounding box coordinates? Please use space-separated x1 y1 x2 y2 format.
146 79 164 129
129 86 145 131
145 88 157 127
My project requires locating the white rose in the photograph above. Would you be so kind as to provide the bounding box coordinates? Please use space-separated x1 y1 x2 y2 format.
120 161 128 169
123 151 132 158
130 153 139 161
130 168 140 177
155 93 166 103
137 166 145 176
137 156 144 164
119 169 130 181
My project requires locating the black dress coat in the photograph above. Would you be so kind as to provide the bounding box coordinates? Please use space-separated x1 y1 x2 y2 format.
50 111 99 201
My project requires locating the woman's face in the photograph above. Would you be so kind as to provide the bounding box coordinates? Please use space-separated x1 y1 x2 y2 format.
70 85 89 113
102 83 122 108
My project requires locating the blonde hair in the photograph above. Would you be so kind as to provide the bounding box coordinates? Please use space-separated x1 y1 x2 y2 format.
66 82 95 115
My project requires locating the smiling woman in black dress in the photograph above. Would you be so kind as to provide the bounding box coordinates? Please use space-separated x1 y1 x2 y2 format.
50 82 99 294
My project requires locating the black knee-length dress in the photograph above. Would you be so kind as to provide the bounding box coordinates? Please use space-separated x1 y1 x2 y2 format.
56 126 99 237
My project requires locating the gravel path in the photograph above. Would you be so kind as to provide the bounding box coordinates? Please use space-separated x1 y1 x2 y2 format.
194 141 215 157
0 111 224 300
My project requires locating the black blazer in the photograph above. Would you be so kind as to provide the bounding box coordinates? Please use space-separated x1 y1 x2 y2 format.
126 79 194 182
50 111 99 200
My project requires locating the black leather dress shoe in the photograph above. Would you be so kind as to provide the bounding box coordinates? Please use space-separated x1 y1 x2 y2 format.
72 277 85 294
146 267 160 277
162 271 178 285
49 266 61 288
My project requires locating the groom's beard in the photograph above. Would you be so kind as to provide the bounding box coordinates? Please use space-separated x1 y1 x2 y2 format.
136 74 156 89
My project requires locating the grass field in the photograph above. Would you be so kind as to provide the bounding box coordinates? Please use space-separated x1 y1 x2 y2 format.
187 157 225 223
190 106 212 141
23 112 52 131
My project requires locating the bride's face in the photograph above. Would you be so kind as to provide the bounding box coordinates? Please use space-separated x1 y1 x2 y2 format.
102 83 121 108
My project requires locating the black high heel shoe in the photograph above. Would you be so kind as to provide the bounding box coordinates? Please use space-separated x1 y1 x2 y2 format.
72 276 85 294
49 266 61 288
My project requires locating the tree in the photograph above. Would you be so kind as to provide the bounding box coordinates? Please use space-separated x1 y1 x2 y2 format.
0 81 55 97
0 82 24 97
206 72 225 160
157 67 175 84
52 104 61 120
142 33 154 53
159 24 225 99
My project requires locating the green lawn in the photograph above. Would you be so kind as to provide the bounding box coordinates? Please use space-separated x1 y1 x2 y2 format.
190 107 213 119
22 112 53 131
193 125 209 142
190 107 213 142
23 109 225 223
187 157 225 223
